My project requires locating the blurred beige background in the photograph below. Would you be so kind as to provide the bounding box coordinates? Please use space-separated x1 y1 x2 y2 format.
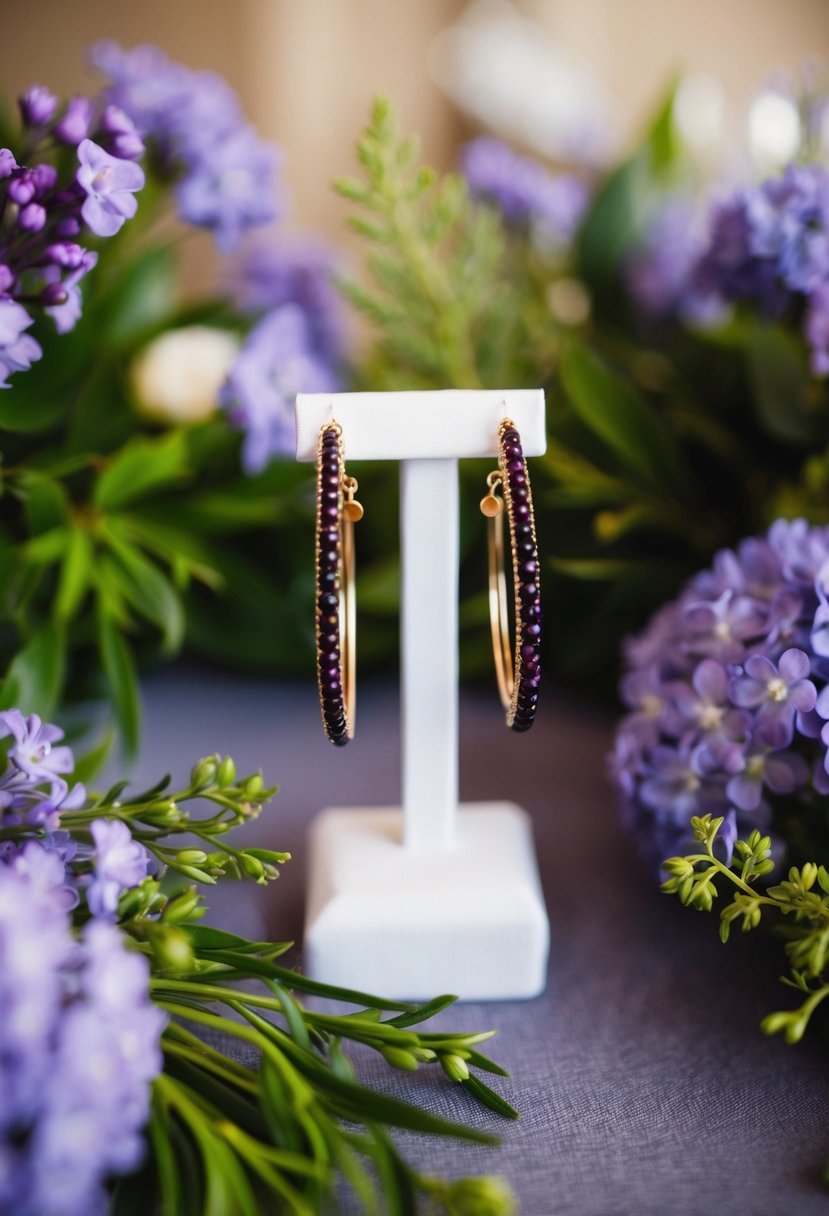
4 0 829 252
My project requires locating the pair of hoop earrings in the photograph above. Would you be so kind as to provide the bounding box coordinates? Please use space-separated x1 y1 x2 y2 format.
314 418 541 746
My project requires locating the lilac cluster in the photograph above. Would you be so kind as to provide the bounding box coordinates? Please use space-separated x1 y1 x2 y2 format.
0 84 145 386
627 165 829 373
460 137 589 248
91 41 280 251
0 709 151 915
612 519 829 872
221 243 346 473
0 853 164 1216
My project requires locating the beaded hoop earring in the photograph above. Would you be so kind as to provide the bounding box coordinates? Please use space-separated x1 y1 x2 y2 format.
480 419 541 731
315 422 363 745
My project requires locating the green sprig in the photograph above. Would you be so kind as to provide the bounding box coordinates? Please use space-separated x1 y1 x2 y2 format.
662 814 829 1047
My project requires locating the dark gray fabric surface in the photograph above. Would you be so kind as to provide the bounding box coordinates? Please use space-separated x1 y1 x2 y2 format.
131 668 829 1216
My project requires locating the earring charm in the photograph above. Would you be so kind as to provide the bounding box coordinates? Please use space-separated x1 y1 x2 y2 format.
480 419 541 731
316 422 362 745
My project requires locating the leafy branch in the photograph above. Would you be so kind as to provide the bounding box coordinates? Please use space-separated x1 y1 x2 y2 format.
662 814 829 1045
49 758 519 1215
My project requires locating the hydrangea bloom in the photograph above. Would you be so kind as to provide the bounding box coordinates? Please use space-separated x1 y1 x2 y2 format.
460 137 589 247
91 40 280 250
0 857 164 1216
611 519 829 873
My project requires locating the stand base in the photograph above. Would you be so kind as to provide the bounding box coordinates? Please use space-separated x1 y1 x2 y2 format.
304 803 550 1000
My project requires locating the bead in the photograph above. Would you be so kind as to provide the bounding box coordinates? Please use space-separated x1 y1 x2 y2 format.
318 592 339 613
514 502 530 522
506 458 523 475
518 560 538 579
524 622 542 639
519 582 538 602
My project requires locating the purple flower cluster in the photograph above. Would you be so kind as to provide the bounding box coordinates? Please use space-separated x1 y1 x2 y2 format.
0 84 145 385
460 137 589 248
91 41 280 251
627 165 829 372
612 519 829 872
0 709 151 915
0 853 164 1216
221 243 347 473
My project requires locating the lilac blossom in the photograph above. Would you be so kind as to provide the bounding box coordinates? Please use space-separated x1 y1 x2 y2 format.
91 40 280 250
461 137 589 246
221 304 341 474
0 82 147 383
611 519 829 873
625 197 708 323
229 240 347 366
0 861 164 1216
87 818 151 917
0 710 73 794
0 299 41 387
76 139 144 236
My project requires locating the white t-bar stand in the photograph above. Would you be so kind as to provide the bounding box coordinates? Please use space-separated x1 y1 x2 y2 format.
296 389 550 1000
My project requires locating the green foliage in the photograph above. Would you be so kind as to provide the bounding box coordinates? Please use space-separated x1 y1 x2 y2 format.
54 758 518 1216
662 815 829 1047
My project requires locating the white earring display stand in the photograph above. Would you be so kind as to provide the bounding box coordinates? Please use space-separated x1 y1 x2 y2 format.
296 390 550 1000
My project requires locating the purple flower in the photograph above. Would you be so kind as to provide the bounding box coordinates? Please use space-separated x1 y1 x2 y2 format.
611 520 829 876
726 744 808 811
0 300 42 388
55 97 94 146
76 139 144 237
221 305 341 474
639 744 729 825
92 40 280 250
729 649 816 746
175 126 279 252
44 250 98 335
625 197 713 323
229 240 347 365
86 819 151 917
19 85 58 127
0 861 164 1215
461 137 589 245
0 710 73 794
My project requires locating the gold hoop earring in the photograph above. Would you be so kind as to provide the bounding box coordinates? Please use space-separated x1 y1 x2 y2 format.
315 422 363 745
480 419 541 731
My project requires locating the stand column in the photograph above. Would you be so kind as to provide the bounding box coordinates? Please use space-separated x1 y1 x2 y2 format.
400 459 458 852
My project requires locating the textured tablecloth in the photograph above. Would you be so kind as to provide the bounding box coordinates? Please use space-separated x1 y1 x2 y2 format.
131 667 829 1216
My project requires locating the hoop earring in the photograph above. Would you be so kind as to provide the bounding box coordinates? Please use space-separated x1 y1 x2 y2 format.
315 422 363 745
480 419 541 731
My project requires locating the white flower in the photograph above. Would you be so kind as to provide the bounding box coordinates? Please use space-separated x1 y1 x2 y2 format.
131 326 239 424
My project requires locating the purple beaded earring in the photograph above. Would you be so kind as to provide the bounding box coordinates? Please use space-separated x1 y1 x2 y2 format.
480 419 541 731
315 422 363 745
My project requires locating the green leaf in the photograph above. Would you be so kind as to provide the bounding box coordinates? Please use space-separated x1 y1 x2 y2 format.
559 344 690 495
98 608 141 755
54 525 93 622
101 244 177 347
94 430 190 511
745 326 820 445
101 528 185 653
460 1074 520 1120
0 620 65 716
20 473 68 534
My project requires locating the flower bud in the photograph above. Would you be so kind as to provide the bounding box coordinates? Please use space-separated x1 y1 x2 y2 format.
45 242 87 269
444 1175 516 1216
190 757 217 790
30 164 58 195
440 1053 470 1082
240 853 265 881
40 282 68 307
8 175 36 206
162 887 202 924
0 149 17 180
217 756 236 787
99 103 135 135
148 925 194 973
801 862 818 889
380 1046 420 1072
176 849 209 866
19 85 58 126
243 773 264 797
56 97 94 145
110 131 145 160
0 265 15 293
18 203 46 233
